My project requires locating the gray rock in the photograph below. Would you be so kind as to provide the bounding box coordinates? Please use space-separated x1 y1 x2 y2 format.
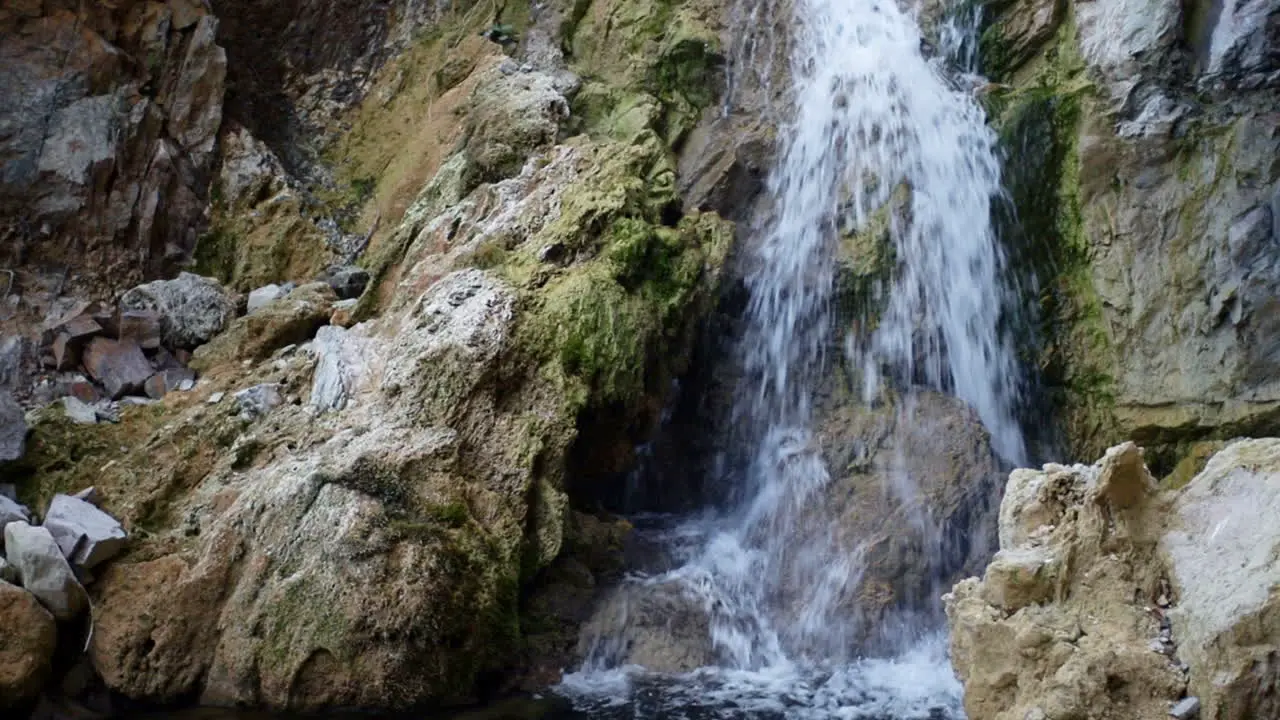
43 494 128 570
119 272 236 349
247 284 288 313
324 265 370 300
73 487 102 506
235 384 283 420
0 557 17 584
60 396 98 424
208 391 225 404
82 338 154 399
144 367 197 399
3 522 88 620
310 326 365 412
0 484 15 501
0 391 25 462
1170 696 1200 719
1 494 31 530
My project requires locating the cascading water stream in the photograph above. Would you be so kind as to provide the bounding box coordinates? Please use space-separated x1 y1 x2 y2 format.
560 0 1026 715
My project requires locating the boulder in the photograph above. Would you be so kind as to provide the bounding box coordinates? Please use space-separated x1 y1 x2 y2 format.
0 391 25 462
43 494 128 570
247 284 287 313
3 522 88 621
946 445 1188 720
0 579 57 709
1162 438 1280 720
82 338 154 399
119 273 236 349
322 266 370 300
576 580 713 673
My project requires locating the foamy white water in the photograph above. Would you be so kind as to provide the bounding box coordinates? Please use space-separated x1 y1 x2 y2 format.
559 0 1026 715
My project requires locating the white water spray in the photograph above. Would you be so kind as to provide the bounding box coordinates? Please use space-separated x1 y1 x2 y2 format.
561 0 1026 714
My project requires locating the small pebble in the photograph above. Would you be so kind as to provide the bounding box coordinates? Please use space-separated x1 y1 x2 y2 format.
208 391 225 404
1169 696 1199 719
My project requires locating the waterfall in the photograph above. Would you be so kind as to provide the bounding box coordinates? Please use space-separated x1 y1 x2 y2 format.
560 0 1026 715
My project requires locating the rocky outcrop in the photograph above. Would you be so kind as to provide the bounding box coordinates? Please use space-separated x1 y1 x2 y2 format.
0 0 226 302
947 439 1280 720
980 0 1280 464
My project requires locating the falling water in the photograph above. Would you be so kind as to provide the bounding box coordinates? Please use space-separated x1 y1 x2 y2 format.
559 0 1026 715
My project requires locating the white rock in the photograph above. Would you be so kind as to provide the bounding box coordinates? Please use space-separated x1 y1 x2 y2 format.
235 384 283 420
43 494 128 570
208 391 225 404
247 284 287 313
0 494 30 530
178 377 196 392
60 396 98 424
1169 696 1200 719
3 522 87 620
310 326 365 412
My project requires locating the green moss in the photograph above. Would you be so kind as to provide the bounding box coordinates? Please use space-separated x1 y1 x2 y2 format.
193 224 239 284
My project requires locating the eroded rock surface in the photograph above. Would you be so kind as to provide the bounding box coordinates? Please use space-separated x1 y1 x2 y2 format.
947 439 1280 720
0 579 57 709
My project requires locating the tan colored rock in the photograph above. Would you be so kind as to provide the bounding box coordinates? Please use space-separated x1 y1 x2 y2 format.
946 444 1185 720
0 580 57 709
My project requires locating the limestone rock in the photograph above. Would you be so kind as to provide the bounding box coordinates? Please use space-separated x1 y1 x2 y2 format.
1162 438 1280 720
234 384 283 420
83 338 154 399
59 396 99 425
0 579 57 709
0 495 31 530
310 326 364 412
43 494 128 570
217 125 288 209
0 391 26 462
4 522 88 621
947 444 1188 720
119 273 236 349
247 284 288 313
463 61 573 185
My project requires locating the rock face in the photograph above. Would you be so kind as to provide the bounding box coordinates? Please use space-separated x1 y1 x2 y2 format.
980 0 1280 461
947 439 1280 720
0 0 226 299
0 579 57 709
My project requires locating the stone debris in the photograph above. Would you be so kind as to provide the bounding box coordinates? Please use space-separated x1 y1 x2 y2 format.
235 383 283 420
82 338 154 399
1169 696 1200 719
3 522 88 621
60 396 99 424
0 391 25 462
208 391 225 404
119 272 236 349
43 494 128 570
